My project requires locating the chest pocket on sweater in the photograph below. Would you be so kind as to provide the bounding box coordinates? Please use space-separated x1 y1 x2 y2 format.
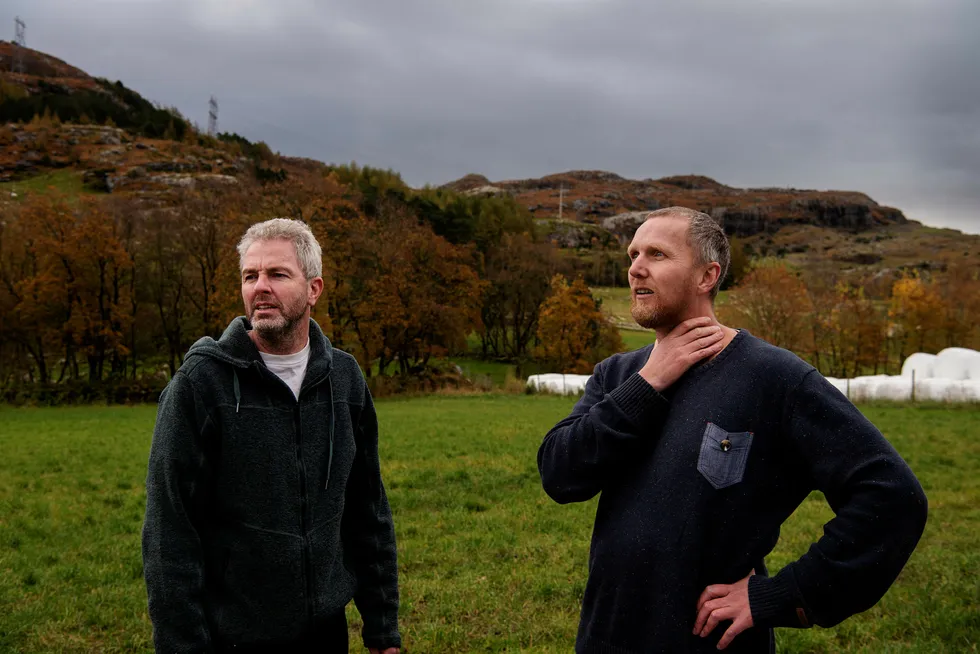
697 422 753 490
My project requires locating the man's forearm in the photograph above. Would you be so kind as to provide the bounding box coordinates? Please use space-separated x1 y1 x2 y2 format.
538 373 669 504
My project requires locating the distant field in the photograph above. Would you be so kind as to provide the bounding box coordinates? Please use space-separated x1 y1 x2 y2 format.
0 169 91 199
1 399 977 652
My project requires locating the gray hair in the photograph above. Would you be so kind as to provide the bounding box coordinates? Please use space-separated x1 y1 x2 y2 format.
646 206 730 299
237 218 323 280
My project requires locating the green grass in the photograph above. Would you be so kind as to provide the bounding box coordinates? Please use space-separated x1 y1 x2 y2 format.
0 400 977 652
0 169 91 199
620 329 657 351
451 358 517 387
591 286 635 323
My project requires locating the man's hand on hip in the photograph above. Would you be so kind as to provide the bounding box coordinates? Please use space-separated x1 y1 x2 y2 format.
639 317 725 392
694 570 755 650
368 648 399 654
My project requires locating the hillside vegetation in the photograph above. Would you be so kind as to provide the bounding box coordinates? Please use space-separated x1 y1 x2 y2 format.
1 42 977 397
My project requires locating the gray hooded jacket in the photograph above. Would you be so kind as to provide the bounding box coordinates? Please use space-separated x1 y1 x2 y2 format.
142 317 400 652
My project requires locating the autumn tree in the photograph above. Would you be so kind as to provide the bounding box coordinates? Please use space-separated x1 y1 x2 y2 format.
816 281 888 377
175 184 253 338
20 194 84 381
719 260 813 352
480 232 559 361
141 205 193 376
937 260 980 350
354 211 486 375
535 275 623 374
0 198 62 383
889 271 944 360
68 197 134 382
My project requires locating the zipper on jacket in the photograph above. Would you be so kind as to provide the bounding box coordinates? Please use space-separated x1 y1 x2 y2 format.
294 401 314 625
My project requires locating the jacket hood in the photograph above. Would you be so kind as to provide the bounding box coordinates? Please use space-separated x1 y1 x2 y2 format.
185 316 334 378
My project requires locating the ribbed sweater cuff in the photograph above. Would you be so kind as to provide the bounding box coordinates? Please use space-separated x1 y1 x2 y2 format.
607 373 669 427
363 631 401 650
749 572 810 629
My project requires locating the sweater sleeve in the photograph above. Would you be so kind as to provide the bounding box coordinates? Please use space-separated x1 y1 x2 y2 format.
343 386 401 651
749 370 928 629
537 361 670 504
142 372 215 653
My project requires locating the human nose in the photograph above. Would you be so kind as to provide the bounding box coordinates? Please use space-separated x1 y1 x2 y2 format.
253 272 272 294
629 257 645 280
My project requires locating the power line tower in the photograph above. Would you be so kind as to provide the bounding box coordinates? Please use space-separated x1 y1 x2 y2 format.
13 16 26 74
558 184 565 220
208 96 219 137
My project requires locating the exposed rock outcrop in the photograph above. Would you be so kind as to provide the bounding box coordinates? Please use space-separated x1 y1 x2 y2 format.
444 170 908 239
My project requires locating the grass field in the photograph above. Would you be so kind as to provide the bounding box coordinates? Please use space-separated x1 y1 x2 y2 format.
0 169 92 199
1 399 978 652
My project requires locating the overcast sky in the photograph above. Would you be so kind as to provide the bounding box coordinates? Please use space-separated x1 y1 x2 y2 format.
6 0 979 233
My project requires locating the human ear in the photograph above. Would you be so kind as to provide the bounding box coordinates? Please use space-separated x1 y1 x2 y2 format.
308 277 324 306
699 262 721 295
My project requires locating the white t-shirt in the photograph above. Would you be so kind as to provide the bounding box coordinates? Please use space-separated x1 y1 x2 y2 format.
258 340 310 400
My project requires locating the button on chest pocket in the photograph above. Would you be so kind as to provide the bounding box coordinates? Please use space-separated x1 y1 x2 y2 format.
697 422 753 490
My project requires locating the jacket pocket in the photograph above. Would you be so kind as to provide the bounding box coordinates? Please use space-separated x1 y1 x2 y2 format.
697 422 753 490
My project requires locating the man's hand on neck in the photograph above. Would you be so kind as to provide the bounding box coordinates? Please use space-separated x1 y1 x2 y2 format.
654 304 738 354
641 317 732 392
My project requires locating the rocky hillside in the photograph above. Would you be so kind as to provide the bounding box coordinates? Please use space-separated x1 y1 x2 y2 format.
2 43 975 283
444 170 907 241
444 171 980 281
0 42 294 197
0 122 249 192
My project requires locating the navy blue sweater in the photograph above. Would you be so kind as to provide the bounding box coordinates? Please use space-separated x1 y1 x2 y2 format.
538 331 927 654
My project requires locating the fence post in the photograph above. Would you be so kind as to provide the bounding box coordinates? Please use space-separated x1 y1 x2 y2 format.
911 369 916 402
846 377 850 400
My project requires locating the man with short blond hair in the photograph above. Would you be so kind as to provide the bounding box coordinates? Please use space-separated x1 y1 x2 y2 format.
143 218 400 653
539 207 927 653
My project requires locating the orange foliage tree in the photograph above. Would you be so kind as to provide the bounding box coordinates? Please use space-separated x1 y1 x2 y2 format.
535 275 623 374
354 211 487 375
936 261 980 350
889 271 945 360
720 260 813 352
817 281 889 377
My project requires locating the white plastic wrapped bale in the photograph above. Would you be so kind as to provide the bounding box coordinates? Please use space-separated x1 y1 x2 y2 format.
844 375 890 402
871 376 914 401
526 373 591 395
913 378 961 402
938 380 980 403
963 381 980 402
900 352 937 379
932 347 980 381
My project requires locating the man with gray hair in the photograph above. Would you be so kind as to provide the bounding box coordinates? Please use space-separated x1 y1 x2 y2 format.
143 218 400 653
538 207 926 652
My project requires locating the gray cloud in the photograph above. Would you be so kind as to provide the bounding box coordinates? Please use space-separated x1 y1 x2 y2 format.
6 0 979 233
